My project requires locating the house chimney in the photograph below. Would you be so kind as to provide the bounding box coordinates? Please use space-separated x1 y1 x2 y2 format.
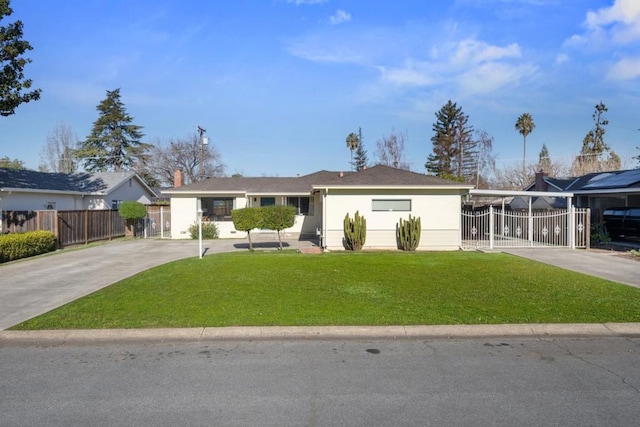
174 169 184 188
535 169 548 191
339 171 344 178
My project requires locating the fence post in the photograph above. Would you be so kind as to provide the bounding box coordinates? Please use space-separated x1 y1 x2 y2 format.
569 206 575 249
489 205 494 250
160 207 164 239
84 210 89 245
586 208 591 250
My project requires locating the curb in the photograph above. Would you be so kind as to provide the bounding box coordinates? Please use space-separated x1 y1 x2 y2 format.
2 323 640 346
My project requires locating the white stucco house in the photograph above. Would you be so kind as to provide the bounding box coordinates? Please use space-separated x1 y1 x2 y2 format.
0 168 157 212
164 165 473 250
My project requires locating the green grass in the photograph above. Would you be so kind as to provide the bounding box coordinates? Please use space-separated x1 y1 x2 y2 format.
11 251 640 330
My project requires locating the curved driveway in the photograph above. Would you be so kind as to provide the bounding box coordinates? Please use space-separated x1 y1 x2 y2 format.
1 240 638 330
0 238 314 330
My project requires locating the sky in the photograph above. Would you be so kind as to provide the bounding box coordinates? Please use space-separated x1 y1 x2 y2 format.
1 0 639 177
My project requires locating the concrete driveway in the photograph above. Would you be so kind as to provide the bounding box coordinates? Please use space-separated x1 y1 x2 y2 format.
0 238 314 330
503 248 640 288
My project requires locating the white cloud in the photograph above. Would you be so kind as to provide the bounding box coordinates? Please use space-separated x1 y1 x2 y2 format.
458 62 538 95
330 9 352 25
607 57 640 80
451 39 521 65
573 0 640 45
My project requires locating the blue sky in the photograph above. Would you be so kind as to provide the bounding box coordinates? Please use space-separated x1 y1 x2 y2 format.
1 0 639 176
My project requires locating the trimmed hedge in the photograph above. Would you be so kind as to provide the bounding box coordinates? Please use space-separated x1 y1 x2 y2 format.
0 231 57 263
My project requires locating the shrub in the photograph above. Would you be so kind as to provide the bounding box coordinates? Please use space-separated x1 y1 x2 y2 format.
118 201 147 237
343 211 366 251
0 231 57 263
118 201 147 219
231 207 263 251
397 215 421 251
188 221 219 240
261 205 295 250
590 222 611 246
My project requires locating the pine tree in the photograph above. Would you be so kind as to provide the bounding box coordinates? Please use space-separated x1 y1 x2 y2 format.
572 101 619 174
537 143 552 173
353 127 368 171
426 100 473 179
77 88 150 172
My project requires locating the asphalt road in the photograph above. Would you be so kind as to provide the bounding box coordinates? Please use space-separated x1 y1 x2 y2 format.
2 337 639 426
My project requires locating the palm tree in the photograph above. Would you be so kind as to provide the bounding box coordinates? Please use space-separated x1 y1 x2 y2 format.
345 132 360 171
515 113 535 184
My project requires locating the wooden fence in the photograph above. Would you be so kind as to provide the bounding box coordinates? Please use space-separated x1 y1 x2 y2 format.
1 209 127 247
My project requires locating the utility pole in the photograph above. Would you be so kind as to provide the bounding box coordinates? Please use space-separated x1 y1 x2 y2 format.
197 126 208 181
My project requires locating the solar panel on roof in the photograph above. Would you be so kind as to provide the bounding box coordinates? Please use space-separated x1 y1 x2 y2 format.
582 169 640 189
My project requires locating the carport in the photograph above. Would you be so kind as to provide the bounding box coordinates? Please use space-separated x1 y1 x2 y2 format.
462 189 590 250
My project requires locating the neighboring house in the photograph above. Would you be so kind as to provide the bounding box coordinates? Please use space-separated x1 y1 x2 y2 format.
523 169 640 218
164 165 473 250
0 168 157 212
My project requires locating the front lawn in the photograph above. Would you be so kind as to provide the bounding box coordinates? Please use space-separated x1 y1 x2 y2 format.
11 251 640 330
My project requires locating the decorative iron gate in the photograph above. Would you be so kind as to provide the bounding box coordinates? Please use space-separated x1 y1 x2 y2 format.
461 207 590 249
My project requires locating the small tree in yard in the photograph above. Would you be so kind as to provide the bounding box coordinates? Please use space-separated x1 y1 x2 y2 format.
262 205 295 250
118 201 147 237
231 207 263 251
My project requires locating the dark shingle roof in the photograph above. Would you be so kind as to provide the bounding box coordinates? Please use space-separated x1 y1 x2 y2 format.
0 169 139 194
166 165 470 194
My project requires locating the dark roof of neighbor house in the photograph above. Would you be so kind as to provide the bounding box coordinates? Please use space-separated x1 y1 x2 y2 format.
526 169 640 193
165 165 471 194
0 168 150 195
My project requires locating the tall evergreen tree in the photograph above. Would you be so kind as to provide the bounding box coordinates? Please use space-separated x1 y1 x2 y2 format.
0 0 41 116
515 112 535 180
573 101 620 174
426 100 473 179
537 143 552 173
77 88 150 172
353 127 368 171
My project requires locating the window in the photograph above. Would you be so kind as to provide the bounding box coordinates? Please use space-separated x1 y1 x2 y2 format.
201 197 234 221
111 200 122 209
260 197 275 207
44 202 56 210
372 199 411 212
287 196 314 215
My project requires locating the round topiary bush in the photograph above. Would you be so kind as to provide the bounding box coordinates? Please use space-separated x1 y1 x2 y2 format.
118 201 147 237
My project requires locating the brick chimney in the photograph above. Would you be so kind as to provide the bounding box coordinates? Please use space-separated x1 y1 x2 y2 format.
173 169 184 188
534 169 548 191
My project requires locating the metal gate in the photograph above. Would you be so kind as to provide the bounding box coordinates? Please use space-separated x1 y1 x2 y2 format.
461 207 590 249
144 206 171 238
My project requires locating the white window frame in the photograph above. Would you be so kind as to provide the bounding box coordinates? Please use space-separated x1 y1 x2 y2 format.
372 199 412 212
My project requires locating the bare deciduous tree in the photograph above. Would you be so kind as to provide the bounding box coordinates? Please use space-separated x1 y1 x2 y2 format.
143 133 225 186
375 130 410 170
38 122 78 173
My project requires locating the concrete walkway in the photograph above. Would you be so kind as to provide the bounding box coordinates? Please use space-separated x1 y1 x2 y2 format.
0 238 315 330
502 248 640 288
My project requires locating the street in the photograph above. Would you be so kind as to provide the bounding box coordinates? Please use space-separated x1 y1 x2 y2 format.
1 337 639 426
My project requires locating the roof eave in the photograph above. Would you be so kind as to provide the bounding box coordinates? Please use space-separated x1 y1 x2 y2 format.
0 187 86 196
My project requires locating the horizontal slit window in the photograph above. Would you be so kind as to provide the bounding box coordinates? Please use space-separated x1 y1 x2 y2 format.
372 199 411 212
